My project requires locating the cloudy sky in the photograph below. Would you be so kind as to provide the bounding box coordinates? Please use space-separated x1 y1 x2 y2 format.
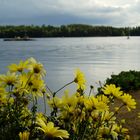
0 0 140 26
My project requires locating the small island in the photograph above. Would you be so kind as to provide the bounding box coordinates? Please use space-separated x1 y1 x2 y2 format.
3 36 35 41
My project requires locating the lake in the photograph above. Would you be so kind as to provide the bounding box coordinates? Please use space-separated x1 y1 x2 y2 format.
0 37 140 94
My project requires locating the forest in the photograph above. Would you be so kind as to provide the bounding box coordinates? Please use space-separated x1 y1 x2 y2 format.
0 24 140 38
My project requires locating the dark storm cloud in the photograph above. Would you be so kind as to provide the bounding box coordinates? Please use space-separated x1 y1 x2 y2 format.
0 0 139 26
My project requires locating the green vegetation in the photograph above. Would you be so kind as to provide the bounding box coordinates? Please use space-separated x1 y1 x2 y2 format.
0 24 140 38
0 58 136 139
104 70 140 92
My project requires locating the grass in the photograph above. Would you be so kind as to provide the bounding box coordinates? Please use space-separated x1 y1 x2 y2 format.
111 90 140 140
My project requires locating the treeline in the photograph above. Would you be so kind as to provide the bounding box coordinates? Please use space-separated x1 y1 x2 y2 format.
0 24 140 38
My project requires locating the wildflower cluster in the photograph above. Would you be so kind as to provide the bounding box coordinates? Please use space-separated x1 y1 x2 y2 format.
0 58 136 140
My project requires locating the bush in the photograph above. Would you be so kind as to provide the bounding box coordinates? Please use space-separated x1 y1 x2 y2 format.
104 71 140 92
0 58 136 140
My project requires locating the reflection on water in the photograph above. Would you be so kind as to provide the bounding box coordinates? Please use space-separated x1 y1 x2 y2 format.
0 37 140 93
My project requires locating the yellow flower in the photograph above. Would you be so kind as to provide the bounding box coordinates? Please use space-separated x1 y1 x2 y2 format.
36 112 46 121
27 57 46 77
48 96 62 109
74 69 86 90
0 72 18 87
96 94 110 104
14 73 31 95
20 107 32 127
120 93 136 111
102 84 123 98
8 60 29 73
46 92 51 99
30 78 45 97
59 93 84 120
36 117 69 139
95 101 109 112
101 111 116 123
18 73 37 87
76 94 85 106
115 124 129 134
19 131 30 140
18 73 30 87
121 119 126 124
84 96 109 112
98 125 118 139
114 107 119 112
84 96 97 111
91 110 100 120
138 112 140 118
61 91 78 108
8 97 14 104
16 73 45 97
0 87 7 105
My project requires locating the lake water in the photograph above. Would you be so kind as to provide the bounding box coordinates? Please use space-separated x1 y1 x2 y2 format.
0 37 140 94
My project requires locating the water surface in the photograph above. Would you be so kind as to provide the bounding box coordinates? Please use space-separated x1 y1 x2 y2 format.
0 37 140 93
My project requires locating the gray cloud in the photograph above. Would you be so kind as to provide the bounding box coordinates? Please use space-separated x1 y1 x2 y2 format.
0 0 140 26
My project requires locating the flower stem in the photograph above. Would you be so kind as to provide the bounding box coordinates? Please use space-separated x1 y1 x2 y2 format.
46 84 53 95
88 86 94 97
43 93 47 114
24 73 33 88
53 81 74 97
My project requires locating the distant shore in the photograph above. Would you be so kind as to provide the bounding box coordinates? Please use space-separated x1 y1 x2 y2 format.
0 24 139 38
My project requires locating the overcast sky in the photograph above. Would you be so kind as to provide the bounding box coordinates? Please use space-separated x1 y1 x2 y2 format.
0 0 140 26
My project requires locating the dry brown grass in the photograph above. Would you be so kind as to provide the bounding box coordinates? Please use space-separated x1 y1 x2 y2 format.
110 90 140 140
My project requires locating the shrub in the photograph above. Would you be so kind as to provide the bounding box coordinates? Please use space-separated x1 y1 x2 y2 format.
0 58 136 140
104 71 140 92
